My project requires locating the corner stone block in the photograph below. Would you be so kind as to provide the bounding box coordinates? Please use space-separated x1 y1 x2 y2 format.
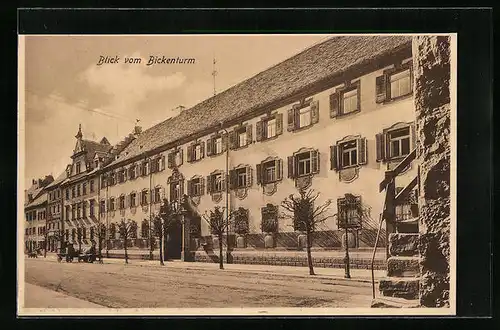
389 233 419 256
379 278 420 300
387 256 420 277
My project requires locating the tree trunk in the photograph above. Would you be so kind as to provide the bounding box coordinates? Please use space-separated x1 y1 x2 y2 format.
159 232 164 266
44 233 47 258
124 236 129 264
306 230 315 275
218 234 224 270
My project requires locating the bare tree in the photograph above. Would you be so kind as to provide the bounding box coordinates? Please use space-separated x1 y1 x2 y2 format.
280 189 334 275
118 219 137 264
76 226 83 254
151 198 179 266
97 223 106 262
202 206 231 270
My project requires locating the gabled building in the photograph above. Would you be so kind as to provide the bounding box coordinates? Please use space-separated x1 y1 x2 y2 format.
44 170 68 252
24 175 53 252
60 125 114 251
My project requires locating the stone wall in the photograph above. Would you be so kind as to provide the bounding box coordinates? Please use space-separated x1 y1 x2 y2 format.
413 36 451 307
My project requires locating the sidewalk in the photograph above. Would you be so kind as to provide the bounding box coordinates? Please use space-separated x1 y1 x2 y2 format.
22 283 104 308
38 253 385 284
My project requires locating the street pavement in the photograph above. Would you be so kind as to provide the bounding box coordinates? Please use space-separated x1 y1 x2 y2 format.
24 256 382 308
23 283 104 308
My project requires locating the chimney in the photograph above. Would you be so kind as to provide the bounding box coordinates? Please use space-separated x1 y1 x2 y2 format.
134 126 142 136
178 105 186 112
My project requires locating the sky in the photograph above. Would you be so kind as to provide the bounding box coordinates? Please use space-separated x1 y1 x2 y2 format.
21 34 330 190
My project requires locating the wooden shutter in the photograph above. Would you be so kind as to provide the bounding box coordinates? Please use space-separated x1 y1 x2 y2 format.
256 121 263 142
222 133 228 152
276 159 283 181
229 130 237 149
287 108 295 131
206 175 212 194
256 163 262 185
200 177 205 196
330 145 339 171
246 166 252 187
178 148 184 165
311 100 319 124
200 141 205 159
187 145 193 162
358 137 367 165
229 169 237 190
330 92 339 118
275 113 283 135
187 179 192 197
246 124 253 145
160 155 165 171
161 187 165 200
206 138 213 156
287 156 295 179
168 152 174 168
376 75 387 103
311 149 320 174
410 123 416 150
376 133 386 162
221 173 227 191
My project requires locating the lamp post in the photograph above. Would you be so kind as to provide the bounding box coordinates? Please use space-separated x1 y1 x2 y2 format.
219 122 231 264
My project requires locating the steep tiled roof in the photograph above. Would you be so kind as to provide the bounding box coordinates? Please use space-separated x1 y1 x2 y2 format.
107 36 412 168
82 139 113 163
45 170 68 189
25 191 47 210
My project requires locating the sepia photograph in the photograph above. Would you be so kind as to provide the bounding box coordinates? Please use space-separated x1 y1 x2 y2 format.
18 33 456 316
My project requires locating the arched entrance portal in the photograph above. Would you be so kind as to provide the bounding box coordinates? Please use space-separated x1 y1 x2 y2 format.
165 218 182 260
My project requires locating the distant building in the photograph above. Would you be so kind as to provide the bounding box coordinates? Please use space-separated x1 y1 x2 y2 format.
24 176 53 252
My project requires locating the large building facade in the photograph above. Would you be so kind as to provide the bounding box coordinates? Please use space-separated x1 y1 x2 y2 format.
97 36 418 264
25 36 419 268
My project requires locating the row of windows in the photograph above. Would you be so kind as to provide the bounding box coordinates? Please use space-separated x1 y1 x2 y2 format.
48 189 61 202
25 227 46 236
59 123 414 219
65 180 95 200
25 210 46 221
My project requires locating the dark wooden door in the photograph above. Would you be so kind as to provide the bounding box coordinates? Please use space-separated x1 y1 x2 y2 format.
165 220 182 260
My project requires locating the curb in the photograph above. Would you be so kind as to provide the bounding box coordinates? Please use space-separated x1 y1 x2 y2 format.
30 256 381 286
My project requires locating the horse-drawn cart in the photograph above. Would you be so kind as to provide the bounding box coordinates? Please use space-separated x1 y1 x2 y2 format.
57 246 96 263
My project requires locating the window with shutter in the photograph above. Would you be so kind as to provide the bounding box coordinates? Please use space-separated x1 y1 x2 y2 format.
340 84 360 115
187 179 192 197
387 126 411 159
276 159 283 181
329 92 340 118
160 155 165 171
